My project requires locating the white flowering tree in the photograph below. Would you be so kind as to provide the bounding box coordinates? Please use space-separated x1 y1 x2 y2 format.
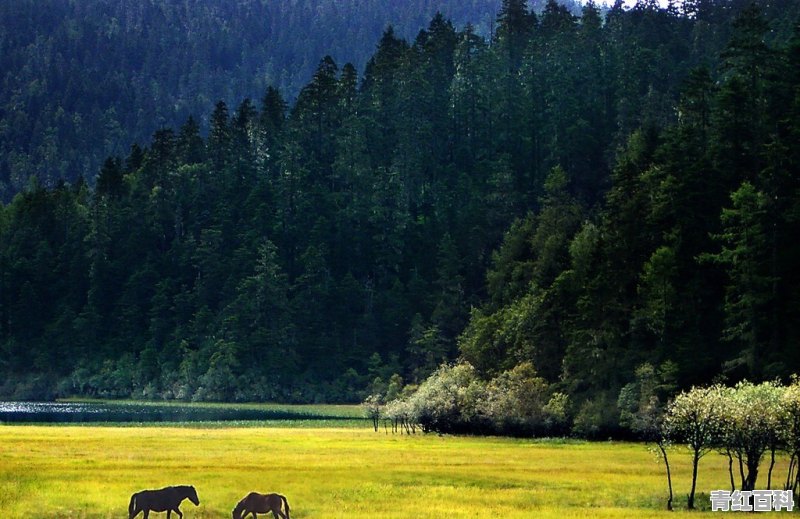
724 381 784 491
384 395 415 434
402 362 484 433
381 361 567 437
664 384 727 509
362 393 383 432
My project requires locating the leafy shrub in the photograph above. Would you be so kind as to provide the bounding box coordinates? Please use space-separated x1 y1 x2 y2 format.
381 361 568 437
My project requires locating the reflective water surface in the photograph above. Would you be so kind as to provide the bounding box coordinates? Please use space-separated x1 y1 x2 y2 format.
0 401 338 423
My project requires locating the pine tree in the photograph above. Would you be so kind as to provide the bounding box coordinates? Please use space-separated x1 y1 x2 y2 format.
496 0 534 69
208 101 231 172
95 156 124 199
176 116 205 165
257 86 287 178
702 182 774 378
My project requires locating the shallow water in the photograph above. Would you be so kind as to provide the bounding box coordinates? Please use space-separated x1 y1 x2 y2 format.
0 401 341 423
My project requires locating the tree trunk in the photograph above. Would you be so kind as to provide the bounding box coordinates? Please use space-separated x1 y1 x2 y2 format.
794 464 799 495
767 446 776 490
659 442 673 511
738 455 746 491
689 450 700 509
746 454 759 492
727 450 736 492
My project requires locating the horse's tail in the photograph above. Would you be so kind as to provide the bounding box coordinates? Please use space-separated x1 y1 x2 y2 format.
128 493 137 519
279 494 290 519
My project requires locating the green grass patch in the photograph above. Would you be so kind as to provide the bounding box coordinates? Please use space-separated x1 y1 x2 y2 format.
0 426 791 518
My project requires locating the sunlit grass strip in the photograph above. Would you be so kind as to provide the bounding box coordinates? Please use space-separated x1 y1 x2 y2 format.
0 427 790 518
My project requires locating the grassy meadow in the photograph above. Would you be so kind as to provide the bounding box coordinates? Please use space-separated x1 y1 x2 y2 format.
1 421 790 518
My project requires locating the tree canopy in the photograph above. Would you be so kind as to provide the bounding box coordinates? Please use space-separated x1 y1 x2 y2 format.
1 1 799 418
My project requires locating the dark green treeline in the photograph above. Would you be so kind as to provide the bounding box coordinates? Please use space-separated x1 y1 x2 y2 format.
1 0 799 408
1 0 549 201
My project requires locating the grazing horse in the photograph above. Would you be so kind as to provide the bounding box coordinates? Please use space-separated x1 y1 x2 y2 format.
129 485 200 519
232 492 290 519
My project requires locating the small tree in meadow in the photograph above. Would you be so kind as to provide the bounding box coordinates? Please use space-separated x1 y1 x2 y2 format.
732 381 784 491
619 363 676 510
362 393 383 432
711 380 785 491
383 383 419 434
384 397 408 433
707 384 747 493
664 385 727 509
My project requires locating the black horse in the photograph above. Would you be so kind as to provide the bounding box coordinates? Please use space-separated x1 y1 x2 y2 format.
128 485 200 519
232 492 291 519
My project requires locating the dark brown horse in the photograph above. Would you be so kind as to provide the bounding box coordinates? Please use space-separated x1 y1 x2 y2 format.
232 492 290 519
128 485 200 519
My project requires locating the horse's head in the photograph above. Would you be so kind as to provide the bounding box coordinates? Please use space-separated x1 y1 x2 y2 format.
187 485 200 506
232 505 244 519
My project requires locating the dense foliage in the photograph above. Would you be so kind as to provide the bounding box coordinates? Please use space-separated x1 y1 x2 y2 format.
661 380 800 508
1 0 799 419
379 361 569 436
1 0 589 200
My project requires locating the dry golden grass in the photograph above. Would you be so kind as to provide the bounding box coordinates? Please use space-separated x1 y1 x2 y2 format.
0 426 790 518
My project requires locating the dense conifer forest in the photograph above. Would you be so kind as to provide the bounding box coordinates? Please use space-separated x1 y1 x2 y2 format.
1 0 580 200
1 0 799 435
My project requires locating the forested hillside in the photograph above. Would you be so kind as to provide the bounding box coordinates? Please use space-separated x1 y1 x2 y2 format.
0 0 584 201
1 0 799 428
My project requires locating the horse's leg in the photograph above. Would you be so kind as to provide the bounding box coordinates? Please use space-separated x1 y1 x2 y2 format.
274 506 287 519
173 508 183 519
143 510 150 519
167 510 171 519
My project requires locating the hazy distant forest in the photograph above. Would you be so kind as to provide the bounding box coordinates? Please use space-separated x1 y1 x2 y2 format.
1 0 799 435
2 0 580 199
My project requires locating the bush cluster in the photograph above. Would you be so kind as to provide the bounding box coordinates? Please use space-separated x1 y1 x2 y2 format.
367 361 569 437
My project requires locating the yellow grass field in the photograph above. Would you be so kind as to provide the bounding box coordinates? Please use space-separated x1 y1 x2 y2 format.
0 426 790 518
